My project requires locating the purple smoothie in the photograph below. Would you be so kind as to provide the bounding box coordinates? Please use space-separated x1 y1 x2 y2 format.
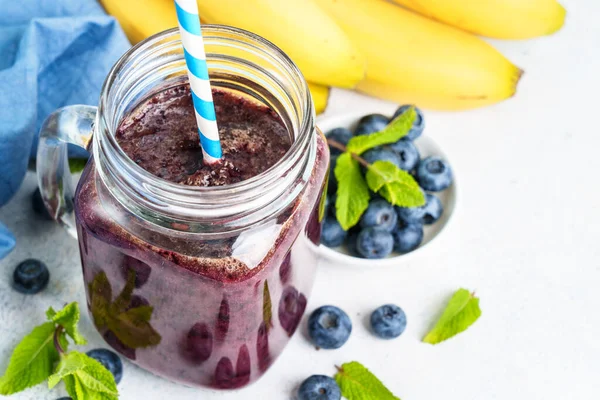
75 84 328 388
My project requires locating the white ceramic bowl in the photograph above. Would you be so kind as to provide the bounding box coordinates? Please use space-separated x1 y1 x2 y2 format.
316 113 458 267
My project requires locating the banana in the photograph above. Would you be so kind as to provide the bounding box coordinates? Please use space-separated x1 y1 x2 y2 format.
316 0 522 110
99 0 178 44
390 0 566 40
308 83 330 115
196 0 365 88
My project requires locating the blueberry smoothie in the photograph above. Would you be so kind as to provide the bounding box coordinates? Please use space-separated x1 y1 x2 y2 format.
75 84 328 388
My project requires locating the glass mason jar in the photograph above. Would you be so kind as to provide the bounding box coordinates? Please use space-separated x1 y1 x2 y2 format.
36 26 329 389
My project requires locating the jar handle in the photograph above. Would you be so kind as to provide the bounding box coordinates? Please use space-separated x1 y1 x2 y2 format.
36 105 97 238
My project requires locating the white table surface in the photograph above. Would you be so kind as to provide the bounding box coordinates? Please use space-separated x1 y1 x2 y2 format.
1 0 599 398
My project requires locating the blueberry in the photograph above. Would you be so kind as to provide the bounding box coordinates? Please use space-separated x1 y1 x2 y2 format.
416 156 453 192
360 199 397 232
32 188 53 220
321 215 347 248
328 156 338 195
392 105 425 141
370 304 407 339
346 228 361 257
354 114 389 136
396 204 425 224
308 306 352 349
325 195 336 216
422 193 443 224
396 192 442 225
362 148 402 169
356 228 394 259
12 259 49 294
387 139 420 171
56 398 72 400
86 349 123 384
392 220 423 254
298 375 342 400
325 128 352 155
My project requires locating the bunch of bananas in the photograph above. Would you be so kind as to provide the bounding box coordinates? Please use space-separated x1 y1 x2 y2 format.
100 0 565 112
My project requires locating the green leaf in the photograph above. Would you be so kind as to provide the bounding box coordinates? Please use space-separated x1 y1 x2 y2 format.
335 361 400 400
335 153 370 230
318 172 330 222
89 271 161 350
47 303 87 345
366 161 425 207
107 305 161 349
68 158 88 173
347 107 416 155
89 272 112 329
51 351 118 400
263 280 273 331
0 322 59 394
423 289 482 345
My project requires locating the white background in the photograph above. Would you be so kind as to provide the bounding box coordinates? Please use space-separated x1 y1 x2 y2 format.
1 0 600 398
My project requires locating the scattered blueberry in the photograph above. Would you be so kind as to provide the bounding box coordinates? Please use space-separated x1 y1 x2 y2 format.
328 156 338 195
298 375 342 400
308 306 352 349
422 193 443 224
326 128 352 155
416 156 453 192
392 105 425 141
321 215 347 248
387 139 420 171
392 220 424 254
86 348 123 384
31 188 52 220
370 304 407 339
354 114 389 136
360 199 397 232
12 259 49 294
356 228 394 259
362 147 402 169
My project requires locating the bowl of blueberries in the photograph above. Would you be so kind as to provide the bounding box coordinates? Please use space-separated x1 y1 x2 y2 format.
317 105 457 266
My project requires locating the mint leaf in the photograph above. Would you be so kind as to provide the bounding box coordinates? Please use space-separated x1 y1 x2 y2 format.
50 351 118 400
107 305 161 349
0 322 59 394
89 271 161 350
263 280 273 331
335 361 400 400
68 158 88 173
334 153 370 230
318 173 329 222
366 161 425 207
47 303 87 345
347 107 416 155
423 289 482 344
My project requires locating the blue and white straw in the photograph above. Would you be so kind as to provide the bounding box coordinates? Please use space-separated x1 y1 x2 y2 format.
174 0 222 164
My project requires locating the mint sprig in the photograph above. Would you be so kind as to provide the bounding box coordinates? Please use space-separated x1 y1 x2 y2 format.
49 351 118 400
366 161 424 207
346 107 417 155
0 302 118 399
335 153 370 230
329 108 425 230
335 361 400 400
423 289 482 344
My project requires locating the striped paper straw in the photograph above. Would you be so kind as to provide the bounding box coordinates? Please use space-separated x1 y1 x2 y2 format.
174 0 222 164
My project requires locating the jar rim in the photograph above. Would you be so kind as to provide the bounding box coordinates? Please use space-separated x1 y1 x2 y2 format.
94 25 316 227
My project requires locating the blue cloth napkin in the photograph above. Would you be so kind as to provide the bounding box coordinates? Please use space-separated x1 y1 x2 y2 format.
0 0 131 258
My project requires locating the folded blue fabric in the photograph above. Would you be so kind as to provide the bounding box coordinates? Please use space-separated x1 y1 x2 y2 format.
0 0 131 258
